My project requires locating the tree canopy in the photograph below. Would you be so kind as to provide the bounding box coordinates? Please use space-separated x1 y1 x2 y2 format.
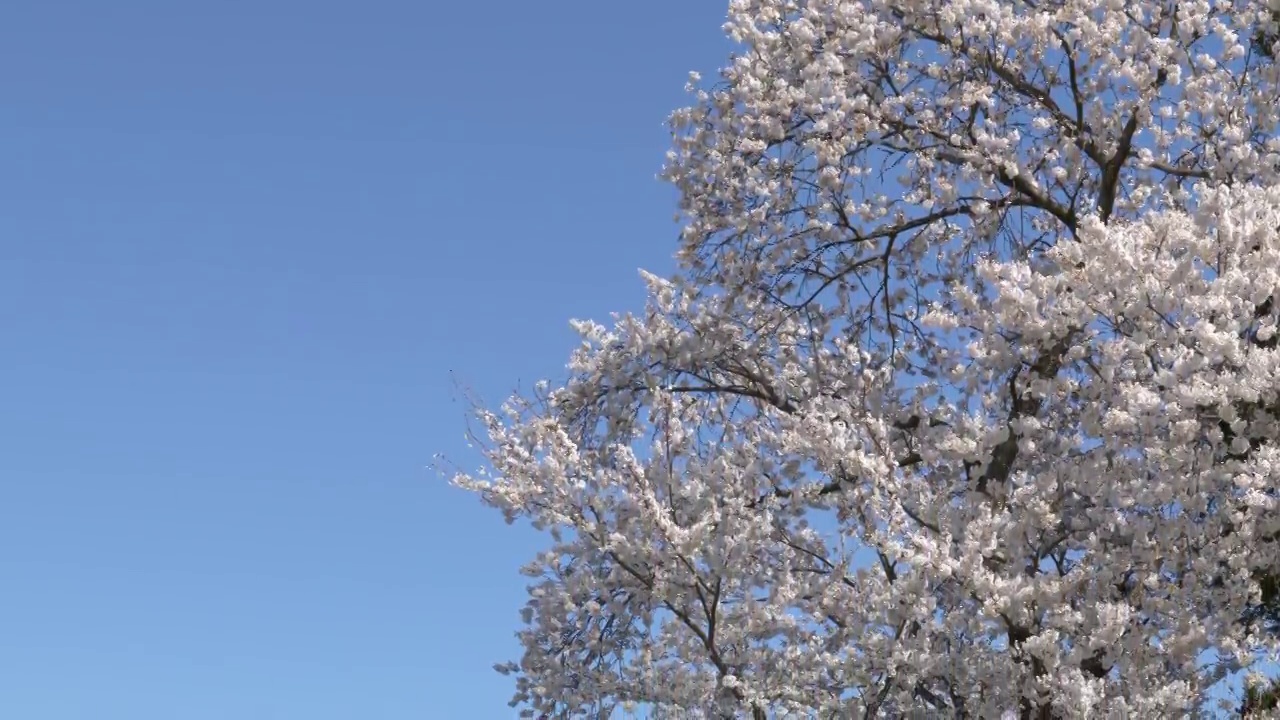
455 1 1280 716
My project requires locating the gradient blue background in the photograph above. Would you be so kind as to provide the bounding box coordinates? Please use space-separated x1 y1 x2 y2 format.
0 2 728 717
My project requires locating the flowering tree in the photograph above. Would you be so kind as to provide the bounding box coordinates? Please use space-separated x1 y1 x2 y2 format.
454 0 1280 716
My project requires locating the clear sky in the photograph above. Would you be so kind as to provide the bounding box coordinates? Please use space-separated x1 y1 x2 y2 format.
0 2 730 717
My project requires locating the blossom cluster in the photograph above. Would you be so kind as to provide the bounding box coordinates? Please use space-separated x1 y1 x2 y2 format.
456 1 1280 716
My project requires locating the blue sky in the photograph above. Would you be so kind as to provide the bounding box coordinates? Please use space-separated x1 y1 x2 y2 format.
0 2 729 717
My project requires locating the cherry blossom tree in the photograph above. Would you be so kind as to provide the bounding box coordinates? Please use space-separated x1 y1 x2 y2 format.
453 0 1280 716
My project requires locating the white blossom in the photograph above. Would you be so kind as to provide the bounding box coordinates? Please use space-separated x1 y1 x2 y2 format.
456 1 1280 716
